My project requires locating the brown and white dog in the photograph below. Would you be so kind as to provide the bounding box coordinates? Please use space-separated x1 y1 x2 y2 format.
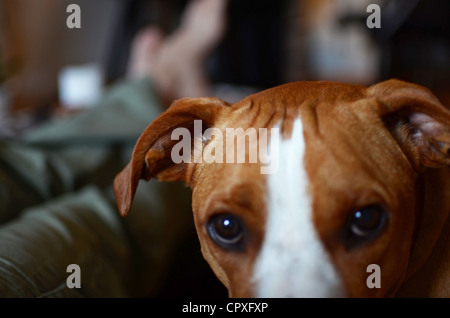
114 79 450 297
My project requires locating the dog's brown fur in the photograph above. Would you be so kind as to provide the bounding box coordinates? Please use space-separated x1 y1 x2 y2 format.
114 79 450 297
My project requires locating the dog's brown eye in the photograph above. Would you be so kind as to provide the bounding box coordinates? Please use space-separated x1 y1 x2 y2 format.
345 205 388 248
207 214 245 250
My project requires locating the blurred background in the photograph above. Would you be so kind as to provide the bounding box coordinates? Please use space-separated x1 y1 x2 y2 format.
0 0 449 297
0 0 449 137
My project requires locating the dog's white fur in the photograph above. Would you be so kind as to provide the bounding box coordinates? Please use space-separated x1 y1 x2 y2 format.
252 118 344 297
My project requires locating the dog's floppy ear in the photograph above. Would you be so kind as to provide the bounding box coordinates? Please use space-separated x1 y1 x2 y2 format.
114 97 231 217
368 79 450 171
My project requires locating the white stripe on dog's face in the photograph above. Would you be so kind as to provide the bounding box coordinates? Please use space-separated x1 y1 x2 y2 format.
252 118 344 297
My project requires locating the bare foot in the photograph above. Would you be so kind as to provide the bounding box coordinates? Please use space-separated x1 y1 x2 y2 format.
127 0 228 106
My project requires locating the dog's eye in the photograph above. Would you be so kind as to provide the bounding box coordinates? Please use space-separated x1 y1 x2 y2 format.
207 214 245 250
345 205 388 248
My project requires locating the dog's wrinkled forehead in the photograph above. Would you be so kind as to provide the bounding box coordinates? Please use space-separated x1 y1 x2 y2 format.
225 81 368 135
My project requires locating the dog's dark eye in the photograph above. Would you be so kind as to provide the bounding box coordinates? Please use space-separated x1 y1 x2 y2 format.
207 214 245 250
345 205 388 248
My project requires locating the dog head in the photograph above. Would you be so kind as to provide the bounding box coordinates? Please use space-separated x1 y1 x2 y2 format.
114 79 450 297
